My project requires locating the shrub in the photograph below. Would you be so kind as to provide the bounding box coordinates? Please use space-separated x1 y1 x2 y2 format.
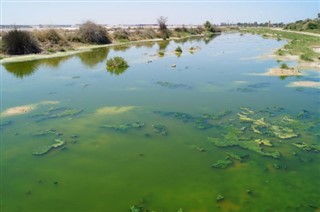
112 29 130 40
35 29 65 44
175 46 182 53
276 49 286 56
2 29 41 55
79 21 111 44
300 53 314 61
158 51 165 57
280 63 289 69
106 56 129 75
204 21 220 33
129 28 157 40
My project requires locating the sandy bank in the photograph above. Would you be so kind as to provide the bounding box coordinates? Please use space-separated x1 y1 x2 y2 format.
262 67 302 76
287 81 320 89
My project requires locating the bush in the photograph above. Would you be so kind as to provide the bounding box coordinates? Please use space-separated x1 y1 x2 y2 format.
79 21 111 44
300 53 314 61
106 56 129 75
2 29 41 55
175 46 182 53
129 28 158 40
112 29 130 40
35 29 65 44
280 63 289 69
276 49 286 56
158 51 165 57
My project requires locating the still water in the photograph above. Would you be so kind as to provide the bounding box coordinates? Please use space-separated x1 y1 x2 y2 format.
1 33 319 212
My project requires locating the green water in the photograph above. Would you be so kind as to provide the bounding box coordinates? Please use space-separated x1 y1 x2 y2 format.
1 33 319 212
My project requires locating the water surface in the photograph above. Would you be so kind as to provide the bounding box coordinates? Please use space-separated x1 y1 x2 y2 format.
1 33 319 212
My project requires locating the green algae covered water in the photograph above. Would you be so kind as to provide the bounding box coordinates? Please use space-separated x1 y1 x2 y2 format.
1 33 319 212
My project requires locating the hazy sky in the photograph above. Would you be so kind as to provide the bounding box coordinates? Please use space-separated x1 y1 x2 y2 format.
1 0 319 25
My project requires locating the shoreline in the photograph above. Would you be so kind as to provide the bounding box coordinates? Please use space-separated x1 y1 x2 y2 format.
0 35 206 64
241 28 320 75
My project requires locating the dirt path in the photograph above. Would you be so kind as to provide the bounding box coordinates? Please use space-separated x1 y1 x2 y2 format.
271 28 320 37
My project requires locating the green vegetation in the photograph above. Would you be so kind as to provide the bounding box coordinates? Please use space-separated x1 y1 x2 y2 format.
203 21 221 35
172 25 204 37
158 51 165 57
79 21 111 44
112 29 130 40
106 56 129 75
35 29 65 45
280 63 290 69
284 17 320 33
2 29 41 55
175 46 182 54
129 28 158 40
300 53 314 61
241 27 320 61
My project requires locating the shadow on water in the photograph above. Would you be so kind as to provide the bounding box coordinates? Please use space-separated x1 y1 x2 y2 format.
2 56 72 78
77 47 110 68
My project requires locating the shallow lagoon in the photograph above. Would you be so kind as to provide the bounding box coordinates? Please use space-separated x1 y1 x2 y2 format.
1 33 319 211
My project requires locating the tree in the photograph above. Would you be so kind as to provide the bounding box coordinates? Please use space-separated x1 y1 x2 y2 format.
157 16 169 40
204 21 212 31
157 16 167 31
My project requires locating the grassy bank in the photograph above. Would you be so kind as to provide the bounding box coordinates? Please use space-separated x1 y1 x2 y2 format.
241 27 320 62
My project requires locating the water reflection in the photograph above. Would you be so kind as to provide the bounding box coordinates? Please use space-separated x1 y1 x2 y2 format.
106 57 129 76
173 35 218 45
77 47 109 68
2 56 72 78
133 42 155 49
157 40 170 51
204 34 218 44
106 65 129 76
112 45 131 52
2 36 218 79
3 61 39 78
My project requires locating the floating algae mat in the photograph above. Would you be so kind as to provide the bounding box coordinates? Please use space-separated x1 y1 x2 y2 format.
1 33 320 211
31 107 83 122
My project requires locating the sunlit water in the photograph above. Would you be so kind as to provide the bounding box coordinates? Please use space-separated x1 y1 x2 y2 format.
1 33 319 212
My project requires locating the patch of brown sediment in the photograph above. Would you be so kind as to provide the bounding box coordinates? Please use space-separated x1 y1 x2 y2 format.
1 104 37 117
298 61 320 71
259 53 300 61
263 68 302 76
261 53 320 71
287 81 320 89
1 100 60 118
96 106 136 115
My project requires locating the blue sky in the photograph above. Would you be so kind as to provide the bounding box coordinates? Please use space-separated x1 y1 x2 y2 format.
2 1 319 25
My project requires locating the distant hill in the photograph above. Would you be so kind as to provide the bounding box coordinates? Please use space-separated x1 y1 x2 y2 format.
284 17 320 34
